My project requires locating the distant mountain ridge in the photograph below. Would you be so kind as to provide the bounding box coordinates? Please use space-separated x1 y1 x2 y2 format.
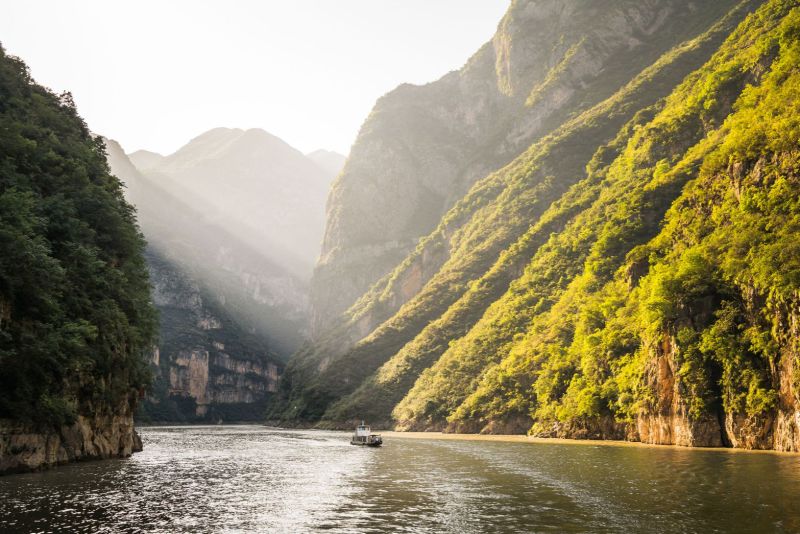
128 149 164 171
136 127 342 277
307 149 347 178
105 128 343 422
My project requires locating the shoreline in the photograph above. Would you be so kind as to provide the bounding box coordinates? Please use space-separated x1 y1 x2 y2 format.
137 423 800 456
379 431 800 456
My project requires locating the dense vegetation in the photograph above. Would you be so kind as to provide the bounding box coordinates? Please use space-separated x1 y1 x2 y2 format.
0 46 156 427
275 0 800 450
436 0 800 438
271 0 757 424
310 0 743 338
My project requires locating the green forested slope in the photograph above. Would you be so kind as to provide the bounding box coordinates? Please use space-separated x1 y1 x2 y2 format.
332 3 762 427
423 0 800 449
276 0 800 450
271 0 757 424
0 46 156 427
310 0 744 334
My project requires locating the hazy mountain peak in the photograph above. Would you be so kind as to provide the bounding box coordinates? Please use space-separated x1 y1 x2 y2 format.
161 127 248 169
121 126 335 283
240 127 284 143
306 149 346 178
192 126 246 141
152 127 307 174
128 149 164 172
187 126 284 147
104 138 141 191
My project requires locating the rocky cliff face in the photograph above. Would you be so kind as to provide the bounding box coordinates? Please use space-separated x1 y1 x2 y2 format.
435 2 799 451
142 250 281 421
311 0 743 335
0 400 142 474
276 0 800 452
278 0 752 424
105 137 328 422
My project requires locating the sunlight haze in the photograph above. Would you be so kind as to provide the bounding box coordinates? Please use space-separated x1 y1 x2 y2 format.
1 0 509 155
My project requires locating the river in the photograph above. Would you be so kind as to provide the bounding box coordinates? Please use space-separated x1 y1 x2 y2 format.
0 425 798 533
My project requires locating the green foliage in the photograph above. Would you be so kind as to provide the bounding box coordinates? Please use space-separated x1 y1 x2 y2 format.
446 0 800 437
274 0 754 425
0 47 157 427
396 0 765 430
275 0 800 446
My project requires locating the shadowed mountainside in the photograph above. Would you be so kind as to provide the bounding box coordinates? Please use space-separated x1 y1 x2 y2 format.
105 132 343 422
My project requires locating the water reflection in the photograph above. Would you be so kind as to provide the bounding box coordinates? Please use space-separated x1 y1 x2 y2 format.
1 426 799 532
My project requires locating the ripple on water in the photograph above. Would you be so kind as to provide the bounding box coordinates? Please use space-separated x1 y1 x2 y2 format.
1 426 800 533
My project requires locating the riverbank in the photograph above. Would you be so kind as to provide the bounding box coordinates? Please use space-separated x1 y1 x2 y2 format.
0 412 141 475
381 431 800 456
145 421 800 455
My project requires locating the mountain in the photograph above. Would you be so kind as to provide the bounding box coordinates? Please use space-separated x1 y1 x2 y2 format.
105 125 340 422
273 0 800 452
105 140 289 421
0 46 156 473
308 0 749 335
307 149 346 178
142 127 332 277
128 149 164 171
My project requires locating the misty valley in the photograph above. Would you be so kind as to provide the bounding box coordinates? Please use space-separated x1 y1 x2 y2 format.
2 0 800 532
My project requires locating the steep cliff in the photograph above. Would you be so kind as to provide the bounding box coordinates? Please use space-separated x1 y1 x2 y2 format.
0 46 156 473
143 250 280 421
276 0 755 423
311 0 745 335
435 0 800 451
276 0 800 452
105 140 302 422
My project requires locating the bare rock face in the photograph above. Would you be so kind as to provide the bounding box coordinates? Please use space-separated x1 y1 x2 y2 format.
633 334 724 447
531 417 628 442
278 0 748 428
140 250 282 422
166 349 279 417
0 399 140 474
772 344 800 452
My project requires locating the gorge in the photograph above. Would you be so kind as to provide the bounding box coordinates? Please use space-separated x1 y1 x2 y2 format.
104 130 342 423
2 0 800 483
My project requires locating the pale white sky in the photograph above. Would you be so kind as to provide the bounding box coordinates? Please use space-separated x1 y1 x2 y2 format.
1 1 509 156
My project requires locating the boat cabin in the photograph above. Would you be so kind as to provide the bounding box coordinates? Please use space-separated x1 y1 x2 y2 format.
350 421 383 447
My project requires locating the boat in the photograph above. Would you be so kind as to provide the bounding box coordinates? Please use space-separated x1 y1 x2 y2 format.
350 421 383 447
